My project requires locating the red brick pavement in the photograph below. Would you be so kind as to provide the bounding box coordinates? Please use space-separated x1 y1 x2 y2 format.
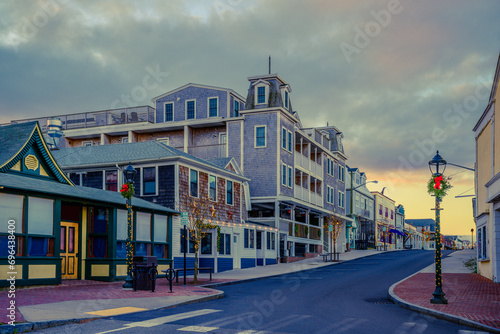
1 277 232 325
394 273 500 329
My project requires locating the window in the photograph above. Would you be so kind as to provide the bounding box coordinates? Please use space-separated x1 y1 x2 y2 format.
282 128 287 150
385 207 388 218
0 193 24 233
244 228 254 248
234 100 239 117
28 197 54 235
327 158 331 175
379 204 383 215
391 210 394 220
164 102 174 122
82 140 92 147
226 180 233 205
208 97 218 117
121 137 128 144
257 86 266 104
288 131 292 152
284 90 289 108
157 137 169 145
153 214 168 243
288 166 292 187
201 233 212 254
186 100 195 119
282 164 287 186
190 170 198 197
209 175 217 201
105 171 117 191
180 228 195 253
338 191 345 208
143 167 156 195
338 165 345 182
255 126 266 148
136 212 151 242
478 225 487 260
88 207 108 258
219 233 231 255
266 232 275 250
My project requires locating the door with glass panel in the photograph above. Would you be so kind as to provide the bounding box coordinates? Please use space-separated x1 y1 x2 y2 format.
60 222 79 279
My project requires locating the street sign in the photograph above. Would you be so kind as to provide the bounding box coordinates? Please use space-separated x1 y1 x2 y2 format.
181 212 189 226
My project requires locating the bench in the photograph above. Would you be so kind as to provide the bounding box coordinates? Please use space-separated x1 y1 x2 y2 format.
162 267 213 283
321 253 340 262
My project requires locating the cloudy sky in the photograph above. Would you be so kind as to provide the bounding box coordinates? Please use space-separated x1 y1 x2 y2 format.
1 0 499 235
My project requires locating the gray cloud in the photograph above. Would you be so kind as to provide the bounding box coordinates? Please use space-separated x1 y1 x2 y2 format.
0 0 498 176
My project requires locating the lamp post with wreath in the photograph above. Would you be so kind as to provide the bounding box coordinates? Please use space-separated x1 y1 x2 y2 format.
428 151 452 304
121 163 137 290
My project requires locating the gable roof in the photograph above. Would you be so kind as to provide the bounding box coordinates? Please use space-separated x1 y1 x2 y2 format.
406 219 436 232
0 172 177 213
0 122 73 184
152 83 245 103
52 141 248 180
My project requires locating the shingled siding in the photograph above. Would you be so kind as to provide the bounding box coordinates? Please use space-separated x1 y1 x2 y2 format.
155 86 229 122
137 165 175 209
137 130 184 148
178 165 243 224
227 121 242 168
191 126 226 147
280 114 294 197
243 112 278 197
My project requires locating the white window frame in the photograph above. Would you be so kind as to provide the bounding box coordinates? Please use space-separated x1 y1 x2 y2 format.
255 84 269 105
282 163 287 186
164 102 174 122
254 125 267 148
207 96 219 118
281 127 293 153
190 169 199 198
338 191 345 208
287 166 293 188
338 165 345 182
226 179 233 206
185 99 196 120
478 223 488 261
284 90 289 109
82 140 93 147
208 174 217 202
141 166 158 196
234 100 240 117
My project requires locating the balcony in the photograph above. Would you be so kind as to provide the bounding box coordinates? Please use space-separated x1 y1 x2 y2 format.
294 152 322 177
293 186 323 207
10 106 155 132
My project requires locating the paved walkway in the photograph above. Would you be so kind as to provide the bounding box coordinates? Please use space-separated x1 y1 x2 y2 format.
1 249 499 333
389 249 500 333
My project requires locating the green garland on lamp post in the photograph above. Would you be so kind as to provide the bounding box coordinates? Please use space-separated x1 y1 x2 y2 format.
121 163 137 290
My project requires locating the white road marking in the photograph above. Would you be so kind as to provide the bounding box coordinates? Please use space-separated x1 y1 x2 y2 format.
177 325 219 332
95 309 222 333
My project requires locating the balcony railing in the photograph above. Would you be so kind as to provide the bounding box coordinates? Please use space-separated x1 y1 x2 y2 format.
295 152 322 176
294 186 323 206
188 143 227 160
10 106 155 131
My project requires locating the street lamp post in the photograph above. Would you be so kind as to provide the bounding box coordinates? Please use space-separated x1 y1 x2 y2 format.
428 151 448 304
122 162 137 290
422 228 425 250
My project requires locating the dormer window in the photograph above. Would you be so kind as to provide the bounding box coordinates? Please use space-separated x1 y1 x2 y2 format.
284 90 289 109
234 100 239 117
208 97 218 117
257 86 266 104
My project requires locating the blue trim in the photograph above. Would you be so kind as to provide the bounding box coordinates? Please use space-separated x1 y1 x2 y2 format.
257 258 264 266
241 258 256 269
217 258 233 273
265 258 277 265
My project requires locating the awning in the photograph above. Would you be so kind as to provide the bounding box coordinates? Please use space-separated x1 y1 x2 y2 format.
389 229 406 236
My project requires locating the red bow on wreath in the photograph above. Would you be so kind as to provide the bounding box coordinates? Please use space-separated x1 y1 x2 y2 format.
434 175 443 190
120 184 129 193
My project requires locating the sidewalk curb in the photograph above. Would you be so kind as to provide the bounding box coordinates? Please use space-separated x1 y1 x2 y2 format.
388 274 500 333
0 291 224 334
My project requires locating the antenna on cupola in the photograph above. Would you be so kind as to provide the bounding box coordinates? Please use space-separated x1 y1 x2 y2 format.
269 55 271 74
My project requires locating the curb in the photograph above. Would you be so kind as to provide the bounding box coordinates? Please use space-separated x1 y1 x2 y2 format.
388 274 500 333
0 291 224 334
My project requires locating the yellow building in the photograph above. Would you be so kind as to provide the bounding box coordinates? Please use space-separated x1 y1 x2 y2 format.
473 53 500 283
371 191 396 249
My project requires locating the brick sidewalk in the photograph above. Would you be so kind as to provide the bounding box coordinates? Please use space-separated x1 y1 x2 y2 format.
393 273 500 329
0 277 231 325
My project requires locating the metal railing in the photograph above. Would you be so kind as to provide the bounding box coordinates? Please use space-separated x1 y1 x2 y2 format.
10 106 155 131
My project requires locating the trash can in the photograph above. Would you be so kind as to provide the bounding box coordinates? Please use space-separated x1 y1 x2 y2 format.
132 256 158 292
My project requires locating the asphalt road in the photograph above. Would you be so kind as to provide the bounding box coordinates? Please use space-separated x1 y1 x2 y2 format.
37 250 480 333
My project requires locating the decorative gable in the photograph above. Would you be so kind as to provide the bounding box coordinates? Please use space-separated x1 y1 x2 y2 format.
0 122 73 185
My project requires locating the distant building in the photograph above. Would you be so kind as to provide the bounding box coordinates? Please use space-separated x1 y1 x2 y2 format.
473 53 500 283
371 191 396 249
405 219 436 250
394 205 406 249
